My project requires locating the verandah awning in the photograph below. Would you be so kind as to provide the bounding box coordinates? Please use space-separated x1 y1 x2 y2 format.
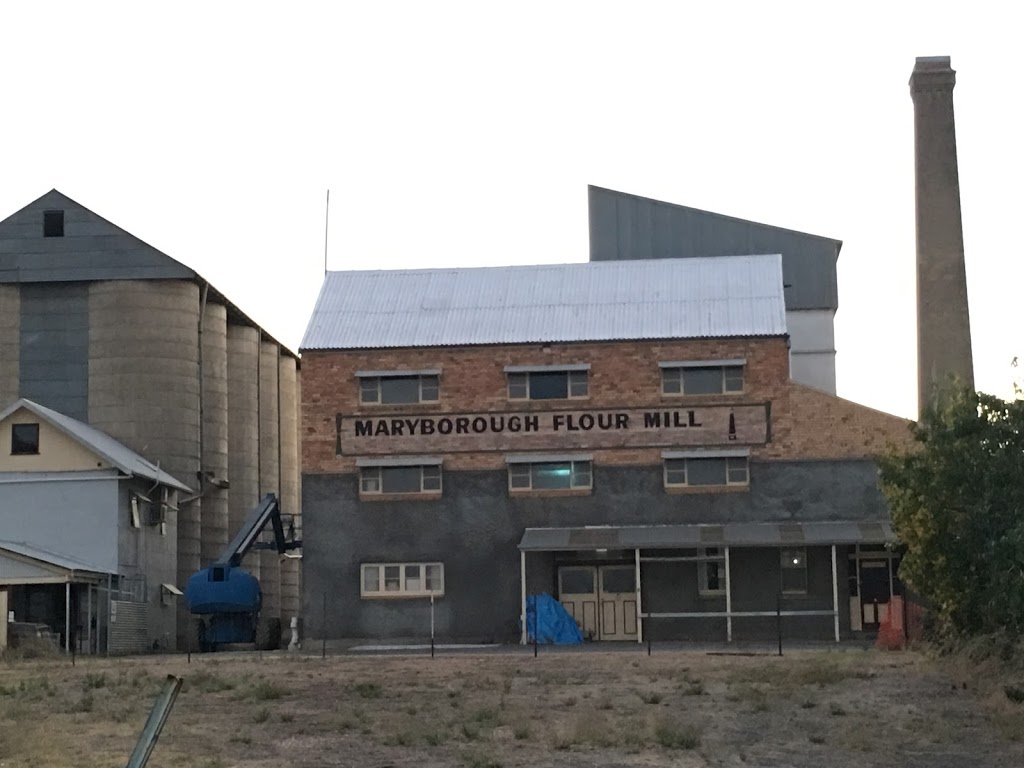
517 520 895 552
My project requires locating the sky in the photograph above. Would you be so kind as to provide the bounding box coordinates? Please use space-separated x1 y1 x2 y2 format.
1 1 1020 420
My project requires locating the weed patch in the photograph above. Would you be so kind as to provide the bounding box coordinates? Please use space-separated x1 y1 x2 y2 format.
654 718 701 750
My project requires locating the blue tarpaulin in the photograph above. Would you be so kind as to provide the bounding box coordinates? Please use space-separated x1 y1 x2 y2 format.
524 593 584 644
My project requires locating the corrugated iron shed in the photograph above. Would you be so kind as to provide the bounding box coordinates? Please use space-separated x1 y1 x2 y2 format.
301 254 787 350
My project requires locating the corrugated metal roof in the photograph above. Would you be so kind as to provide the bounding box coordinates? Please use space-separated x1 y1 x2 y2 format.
518 521 895 551
301 255 787 350
0 539 115 576
0 398 192 492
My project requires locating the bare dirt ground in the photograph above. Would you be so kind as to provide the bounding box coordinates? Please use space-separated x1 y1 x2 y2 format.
0 647 1022 768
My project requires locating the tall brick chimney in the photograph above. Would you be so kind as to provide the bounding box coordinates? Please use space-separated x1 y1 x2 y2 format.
910 56 974 415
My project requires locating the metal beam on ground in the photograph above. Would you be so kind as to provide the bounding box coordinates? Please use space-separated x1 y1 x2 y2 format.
125 675 183 768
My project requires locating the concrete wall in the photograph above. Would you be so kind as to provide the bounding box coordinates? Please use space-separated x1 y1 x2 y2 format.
278 355 301 624
0 285 18 406
303 460 886 640
258 340 281 622
117 478 178 648
0 473 120 572
20 283 89 419
227 325 261 578
200 302 229 567
0 406 113 472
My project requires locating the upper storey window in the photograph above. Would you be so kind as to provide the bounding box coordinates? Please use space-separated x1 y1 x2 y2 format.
357 370 440 405
660 360 745 395
506 365 589 400
11 423 40 455
43 210 64 237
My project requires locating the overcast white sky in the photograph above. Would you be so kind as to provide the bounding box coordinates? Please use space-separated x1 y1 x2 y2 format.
2 2 1019 419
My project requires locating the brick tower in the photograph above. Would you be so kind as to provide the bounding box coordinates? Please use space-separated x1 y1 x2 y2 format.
910 56 974 415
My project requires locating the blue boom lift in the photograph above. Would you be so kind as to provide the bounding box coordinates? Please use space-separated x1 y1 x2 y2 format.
183 494 301 651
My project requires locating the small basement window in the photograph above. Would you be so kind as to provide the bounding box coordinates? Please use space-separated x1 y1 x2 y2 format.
663 456 749 488
662 364 744 395
11 423 40 455
781 548 808 594
508 460 592 491
359 373 439 405
698 548 726 596
361 562 444 598
360 464 442 495
43 210 64 238
507 368 588 400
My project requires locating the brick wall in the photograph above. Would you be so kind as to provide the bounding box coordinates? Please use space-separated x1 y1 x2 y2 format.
303 337 790 472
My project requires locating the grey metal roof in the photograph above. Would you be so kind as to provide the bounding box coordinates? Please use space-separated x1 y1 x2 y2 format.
0 398 192 492
588 186 841 312
301 254 786 350
518 521 895 551
0 539 115 576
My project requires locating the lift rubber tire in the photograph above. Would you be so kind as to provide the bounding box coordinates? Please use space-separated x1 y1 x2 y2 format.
254 617 282 651
187 617 207 653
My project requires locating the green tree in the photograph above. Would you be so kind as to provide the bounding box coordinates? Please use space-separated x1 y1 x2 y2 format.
879 384 1024 638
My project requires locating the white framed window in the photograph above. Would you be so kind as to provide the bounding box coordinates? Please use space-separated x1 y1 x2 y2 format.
506 368 589 400
661 364 744 395
361 562 444 598
508 460 592 491
663 456 749 488
781 548 808 594
697 548 726 596
358 373 440 405
359 464 442 495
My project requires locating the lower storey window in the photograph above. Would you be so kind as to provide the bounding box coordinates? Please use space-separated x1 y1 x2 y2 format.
698 548 726 595
360 464 442 495
361 562 444 598
508 460 592 491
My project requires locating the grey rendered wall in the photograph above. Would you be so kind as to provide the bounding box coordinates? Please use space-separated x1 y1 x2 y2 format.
303 459 886 641
117 479 178 649
786 309 837 394
0 285 18 406
19 283 89 419
0 474 120 571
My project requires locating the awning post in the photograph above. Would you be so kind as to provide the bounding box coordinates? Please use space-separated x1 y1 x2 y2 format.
520 549 527 645
831 544 840 643
86 586 92 654
65 581 71 653
725 546 733 643
635 548 643 644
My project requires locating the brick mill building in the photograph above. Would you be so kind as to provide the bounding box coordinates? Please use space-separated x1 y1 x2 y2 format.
301 255 913 643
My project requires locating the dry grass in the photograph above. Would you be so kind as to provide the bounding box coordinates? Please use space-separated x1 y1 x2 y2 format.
0 648 1020 767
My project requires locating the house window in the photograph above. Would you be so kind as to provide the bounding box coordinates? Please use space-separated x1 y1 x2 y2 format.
43 210 64 237
360 464 442 495
508 460 592 491
10 423 40 455
698 548 726 596
507 369 588 400
662 365 744 395
781 548 808 594
361 562 444 598
359 374 439 405
663 456 748 487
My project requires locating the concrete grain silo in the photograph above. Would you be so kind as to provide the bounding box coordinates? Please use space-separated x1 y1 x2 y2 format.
88 279 202 645
199 300 229 566
227 323 261 588
278 354 301 626
258 339 282 629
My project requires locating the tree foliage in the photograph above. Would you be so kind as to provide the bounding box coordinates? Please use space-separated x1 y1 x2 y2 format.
879 384 1024 639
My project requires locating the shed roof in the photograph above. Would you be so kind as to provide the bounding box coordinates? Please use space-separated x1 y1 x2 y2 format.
301 254 787 350
518 521 895 551
0 540 115 581
0 398 192 492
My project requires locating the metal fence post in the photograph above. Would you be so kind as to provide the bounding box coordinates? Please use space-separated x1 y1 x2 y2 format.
776 592 783 657
321 592 327 660
430 595 435 658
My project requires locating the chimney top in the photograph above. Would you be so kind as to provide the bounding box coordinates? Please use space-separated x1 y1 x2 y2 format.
910 56 956 94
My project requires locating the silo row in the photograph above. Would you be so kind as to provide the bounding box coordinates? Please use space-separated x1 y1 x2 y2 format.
258 340 282 626
199 301 230 566
227 324 262 595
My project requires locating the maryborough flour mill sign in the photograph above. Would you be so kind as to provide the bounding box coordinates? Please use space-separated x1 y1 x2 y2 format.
337 404 770 455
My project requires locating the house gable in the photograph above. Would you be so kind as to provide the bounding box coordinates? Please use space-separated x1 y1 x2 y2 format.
0 405 112 473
